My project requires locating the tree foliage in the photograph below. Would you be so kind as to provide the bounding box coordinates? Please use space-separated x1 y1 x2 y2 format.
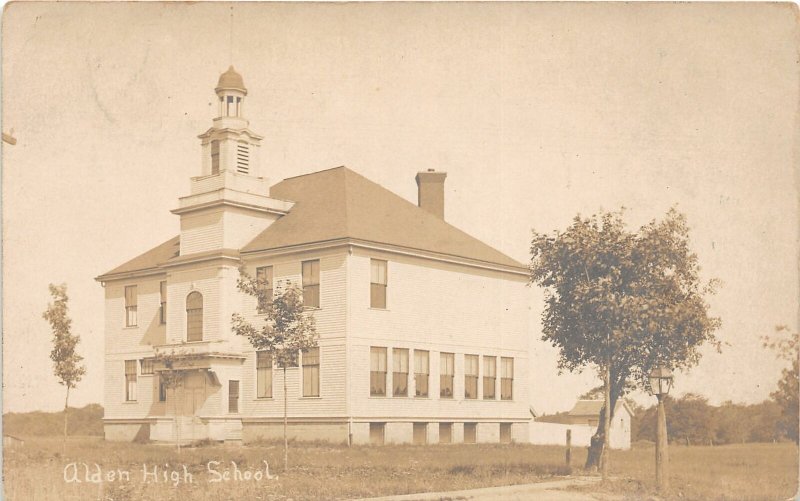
43 283 87 446
529 208 721 467
633 395 788 445
43 284 86 390
231 269 318 469
762 325 799 442
232 272 318 368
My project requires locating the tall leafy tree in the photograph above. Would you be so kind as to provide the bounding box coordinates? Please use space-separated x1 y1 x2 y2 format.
762 325 799 442
42 284 87 448
530 208 721 472
232 271 318 470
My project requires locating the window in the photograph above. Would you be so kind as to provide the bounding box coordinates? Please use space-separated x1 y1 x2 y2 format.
464 422 477 444
370 259 387 309
256 351 273 398
228 380 239 413
211 140 220 174
302 260 320 308
226 95 235 116
302 347 320 397
124 285 137 327
439 423 452 444
124 360 137 401
186 291 203 342
501 357 514 400
159 281 167 325
256 266 273 313
236 144 249 174
464 355 479 399
500 423 512 444
483 356 496 400
140 359 154 375
413 422 427 445
370 347 387 396
414 350 429 397
392 348 409 397
158 375 167 402
370 423 385 445
440 352 455 398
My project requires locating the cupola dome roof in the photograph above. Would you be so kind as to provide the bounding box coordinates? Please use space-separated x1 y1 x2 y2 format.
215 66 247 94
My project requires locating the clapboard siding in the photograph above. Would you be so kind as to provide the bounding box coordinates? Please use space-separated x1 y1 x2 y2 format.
104 277 167 354
180 210 224 255
235 249 349 417
348 249 530 421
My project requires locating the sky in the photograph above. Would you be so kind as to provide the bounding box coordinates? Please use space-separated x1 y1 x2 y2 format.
2 3 798 414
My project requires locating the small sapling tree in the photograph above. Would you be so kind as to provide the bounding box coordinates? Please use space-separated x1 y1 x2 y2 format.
42 283 87 449
232 270 318 470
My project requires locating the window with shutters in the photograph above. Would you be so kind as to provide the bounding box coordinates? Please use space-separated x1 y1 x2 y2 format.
211 140 220 174
228 380 239 413
370 347 387 396
440 352 455 398
302 260 320 308
159 281 167 325
256 266 273 313
501 357 514 400
483 356 497 400
124 360 137 401
464 354 479 399
370 259 387 309
186 291 203 342
256 351 272 398
392 348 409 397
414 350 429 397
236 143 249 174
302 347 320 397
124 285 137 327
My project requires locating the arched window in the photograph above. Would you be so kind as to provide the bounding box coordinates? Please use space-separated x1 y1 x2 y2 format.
186 291 203 342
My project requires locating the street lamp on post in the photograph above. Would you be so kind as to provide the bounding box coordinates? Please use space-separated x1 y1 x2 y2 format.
649 365 673 493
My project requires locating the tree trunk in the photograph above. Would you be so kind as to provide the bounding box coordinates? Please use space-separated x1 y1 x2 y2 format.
601 365 611 480
585 367 620 471
283 366 288 471
63 386 70 454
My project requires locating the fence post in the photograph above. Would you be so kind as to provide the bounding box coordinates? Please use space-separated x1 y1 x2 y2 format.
566 429 572 468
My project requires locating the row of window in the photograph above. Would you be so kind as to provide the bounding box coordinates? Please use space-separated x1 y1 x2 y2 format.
369 422 513 445
254 258 387 311
370 348 514 401
122 258 389 333
123 348 321 406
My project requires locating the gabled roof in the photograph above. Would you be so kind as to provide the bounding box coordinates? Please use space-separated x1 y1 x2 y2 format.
241 166 525 269
568 400 635 418
98 236 180 279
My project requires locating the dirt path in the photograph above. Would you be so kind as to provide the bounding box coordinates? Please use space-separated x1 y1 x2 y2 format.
357 476 606 500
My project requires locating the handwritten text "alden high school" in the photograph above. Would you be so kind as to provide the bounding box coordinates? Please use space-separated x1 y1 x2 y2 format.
64 461 277 486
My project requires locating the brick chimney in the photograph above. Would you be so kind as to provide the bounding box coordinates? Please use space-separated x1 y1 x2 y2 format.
415 169 447 219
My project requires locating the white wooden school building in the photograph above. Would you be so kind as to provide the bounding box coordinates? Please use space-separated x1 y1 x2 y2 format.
96 67 531 445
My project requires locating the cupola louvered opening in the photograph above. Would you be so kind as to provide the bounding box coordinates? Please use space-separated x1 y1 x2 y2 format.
236 143 250 174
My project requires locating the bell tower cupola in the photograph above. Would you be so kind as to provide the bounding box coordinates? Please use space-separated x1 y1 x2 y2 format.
197 66 264 179
214 66 248 127
173 67 293 257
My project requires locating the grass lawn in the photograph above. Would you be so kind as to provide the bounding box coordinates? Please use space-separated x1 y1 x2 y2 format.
574 441 799 501
3 437 797 500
